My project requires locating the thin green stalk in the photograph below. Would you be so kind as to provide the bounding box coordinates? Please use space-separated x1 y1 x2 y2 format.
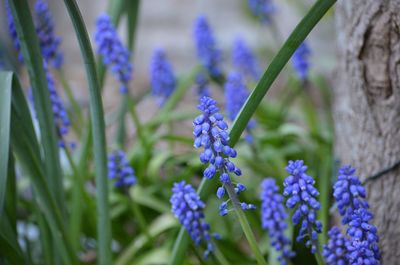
0 72 12 217
126 0 140 51
62 1 111 264
56 69 84 132
115 95 129 147
315 250 325 265
229 0 337 145
224 183 267 265
127 193 152 242
213 245 230 265
64 146 84 252
168 0 337 263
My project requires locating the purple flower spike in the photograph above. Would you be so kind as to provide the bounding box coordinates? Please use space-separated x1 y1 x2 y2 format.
323 227 349 265
260 178 295 265
170 181 219 258
95 14 132 94
283 160 322 253
193 96 255 215
193 16 222 78
108 150 137 188
149 48 176 106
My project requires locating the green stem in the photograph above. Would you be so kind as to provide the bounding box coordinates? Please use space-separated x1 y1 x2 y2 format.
62 1 111 264
127 191 152 242
56 69 84 134
64 146 84 252
224 183 267 265
213 245 230 265
115 95 129 147
315 250 325 265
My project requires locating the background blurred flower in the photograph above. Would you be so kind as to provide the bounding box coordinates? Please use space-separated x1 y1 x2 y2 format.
95 14 132 94
193 16 222 78
149 48 176 106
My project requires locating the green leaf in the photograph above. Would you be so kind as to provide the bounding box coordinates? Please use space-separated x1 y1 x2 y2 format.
9 0 65 215
0 72 12 217
62 0 112 264
0 216 28 265
115 214 178 265
9 74 76 264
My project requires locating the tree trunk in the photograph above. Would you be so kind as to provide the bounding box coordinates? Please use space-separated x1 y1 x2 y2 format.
334 0 400 263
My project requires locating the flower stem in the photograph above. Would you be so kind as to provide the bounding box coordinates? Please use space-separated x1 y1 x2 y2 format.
315 250 325 265
224 183 268 265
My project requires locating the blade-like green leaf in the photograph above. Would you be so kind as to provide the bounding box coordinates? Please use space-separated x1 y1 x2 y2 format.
9 0 65 213
0 72 12 217
168 0 337 264
0 216 29 265
9 74 76 265
62 1 111 264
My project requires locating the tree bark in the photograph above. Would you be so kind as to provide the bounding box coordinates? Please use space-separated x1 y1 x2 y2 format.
334 0 400 263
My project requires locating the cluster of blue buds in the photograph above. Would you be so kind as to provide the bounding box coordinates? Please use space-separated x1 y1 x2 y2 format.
170 181 219 258
193 16 222 78
193 96 255 216
224 72 256 143
283 160 322 253
107 150 137 188
34 0 63 69
323 227 348 265
5 3 23 62
95 14 132 94
260 178 295 265
292 42 311 80
248 0 275 24
346 208 380 264
333 165 369 225
324 165 380 264
149 48 176 106
232 37 260 81
194 73 211 100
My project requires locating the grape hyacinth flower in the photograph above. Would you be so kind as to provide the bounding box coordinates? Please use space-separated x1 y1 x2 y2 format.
95 14 132 94
292 42 311 80
323 227 348 265
5 3 23 62
232 37 260 81
34 0 63 69
29 65 70 147
108 150 137 188
193 96 255 216
283 160 322 253
346 208 380 264
170 181 218 258
248 0 275 24
193 16 222 78
224 72 256 143
194 73 211 100
260 178 295 265
149 48 176 106
333 165 369 225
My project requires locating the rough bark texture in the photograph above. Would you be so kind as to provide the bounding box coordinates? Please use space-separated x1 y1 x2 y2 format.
334 0 400 263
